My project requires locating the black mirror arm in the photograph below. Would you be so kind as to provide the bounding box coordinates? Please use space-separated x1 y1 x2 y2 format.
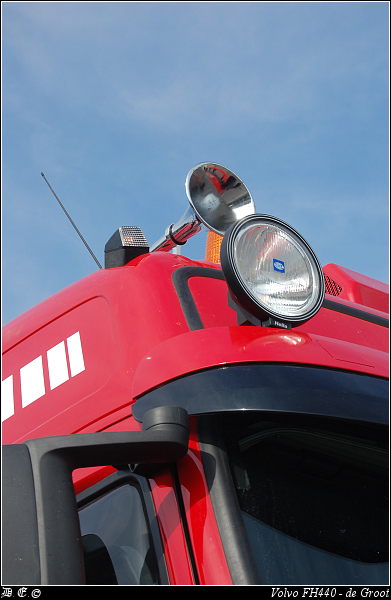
4 406 189 585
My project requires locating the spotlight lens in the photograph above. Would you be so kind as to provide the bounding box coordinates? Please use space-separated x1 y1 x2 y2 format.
222 215 325 324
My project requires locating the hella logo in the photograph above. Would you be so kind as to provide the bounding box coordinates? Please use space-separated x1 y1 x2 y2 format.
273 259 285 273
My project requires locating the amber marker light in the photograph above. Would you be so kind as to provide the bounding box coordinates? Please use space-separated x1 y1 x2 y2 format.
205 230 223 264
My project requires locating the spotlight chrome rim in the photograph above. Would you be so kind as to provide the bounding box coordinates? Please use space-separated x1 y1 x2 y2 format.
220 214 325 326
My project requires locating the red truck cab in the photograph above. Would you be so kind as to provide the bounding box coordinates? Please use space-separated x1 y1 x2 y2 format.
2 163 389 585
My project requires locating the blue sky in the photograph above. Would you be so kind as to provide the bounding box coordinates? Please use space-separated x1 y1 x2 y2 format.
2 2 389 325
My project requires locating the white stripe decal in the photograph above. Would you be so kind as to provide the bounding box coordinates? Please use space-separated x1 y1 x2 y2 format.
4 332 85 417
20 356 45 408
67 332 85 377
1 375 14 422
47 341 69 390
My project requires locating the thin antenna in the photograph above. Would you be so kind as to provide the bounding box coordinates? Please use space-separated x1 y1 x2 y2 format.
41 172 102 269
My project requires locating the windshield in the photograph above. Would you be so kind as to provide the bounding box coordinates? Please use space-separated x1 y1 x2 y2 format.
221 414 388 584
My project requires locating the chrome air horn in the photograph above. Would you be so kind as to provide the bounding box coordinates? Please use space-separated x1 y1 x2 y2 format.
150 163 256 252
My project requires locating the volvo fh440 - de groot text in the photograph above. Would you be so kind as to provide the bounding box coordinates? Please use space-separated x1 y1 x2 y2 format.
2 163 389 585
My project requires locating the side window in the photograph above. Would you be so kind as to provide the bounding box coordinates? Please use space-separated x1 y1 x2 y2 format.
79 482 161 585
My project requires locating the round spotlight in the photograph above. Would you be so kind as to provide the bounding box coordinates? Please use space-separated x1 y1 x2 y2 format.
220 215 325 326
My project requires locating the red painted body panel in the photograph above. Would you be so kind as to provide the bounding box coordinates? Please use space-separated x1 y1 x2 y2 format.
323 263 389 313
298 296 388 351
188 276 237 328
2 250 389 585
3 253 388 445
2 253 211 443
149 471 195 585
176 419 232 585
73 466 118 496
3 297 119 443
132 326 388 399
